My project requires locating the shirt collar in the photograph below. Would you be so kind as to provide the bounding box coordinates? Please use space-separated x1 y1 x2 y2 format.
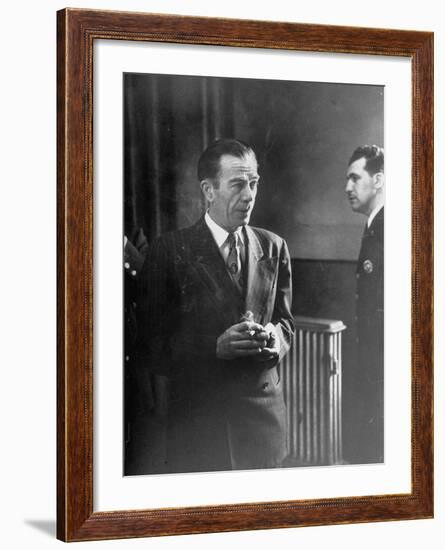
367 204 383 228
204 211 244 248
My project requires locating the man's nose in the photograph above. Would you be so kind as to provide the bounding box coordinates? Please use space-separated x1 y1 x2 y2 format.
345 179 353 193
241 185 254 202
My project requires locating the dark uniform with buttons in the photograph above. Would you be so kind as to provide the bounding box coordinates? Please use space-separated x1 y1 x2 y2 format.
123 228 154 464
355 207 384 463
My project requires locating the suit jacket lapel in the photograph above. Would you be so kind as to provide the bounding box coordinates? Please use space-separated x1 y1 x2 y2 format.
244 226 275 323
189 218 241 325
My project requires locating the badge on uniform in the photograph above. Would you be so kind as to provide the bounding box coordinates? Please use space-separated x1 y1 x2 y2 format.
363 259 373 273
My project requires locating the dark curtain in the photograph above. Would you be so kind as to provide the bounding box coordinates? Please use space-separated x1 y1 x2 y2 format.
123 74 235 474
124 73 235 242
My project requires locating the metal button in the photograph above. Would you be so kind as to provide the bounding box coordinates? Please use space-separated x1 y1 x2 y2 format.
131 270 137 276
125 355 130 361
124 262 130 269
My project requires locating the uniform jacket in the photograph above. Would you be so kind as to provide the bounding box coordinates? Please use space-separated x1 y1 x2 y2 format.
356 206 384 383
124 228 154 416
140 216 294 473
124 228 148 350
354 206 384 463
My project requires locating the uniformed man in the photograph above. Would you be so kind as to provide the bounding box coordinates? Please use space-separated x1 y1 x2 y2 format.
123 227 154 468
345 145 384 463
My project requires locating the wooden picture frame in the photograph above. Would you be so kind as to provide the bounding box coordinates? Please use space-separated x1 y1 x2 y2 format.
57 8 433 542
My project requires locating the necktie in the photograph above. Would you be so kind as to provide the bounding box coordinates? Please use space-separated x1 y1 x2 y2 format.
226 232 244 293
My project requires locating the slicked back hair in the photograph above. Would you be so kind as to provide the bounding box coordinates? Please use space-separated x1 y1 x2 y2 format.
348 145 384 176
197 138 256 187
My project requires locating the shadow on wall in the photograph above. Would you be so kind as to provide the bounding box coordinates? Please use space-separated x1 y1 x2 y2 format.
234 78 383 261
24 520 56 538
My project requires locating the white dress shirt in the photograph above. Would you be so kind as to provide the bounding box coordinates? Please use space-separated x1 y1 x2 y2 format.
204 212 246 265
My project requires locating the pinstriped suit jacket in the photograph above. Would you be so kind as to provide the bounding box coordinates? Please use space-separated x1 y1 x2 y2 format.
140 216 294 473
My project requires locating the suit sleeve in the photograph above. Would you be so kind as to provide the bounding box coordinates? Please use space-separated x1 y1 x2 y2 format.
272 238 294 362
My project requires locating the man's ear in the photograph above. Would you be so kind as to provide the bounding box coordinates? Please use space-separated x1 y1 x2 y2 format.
374 171 384 189
200 179 215 202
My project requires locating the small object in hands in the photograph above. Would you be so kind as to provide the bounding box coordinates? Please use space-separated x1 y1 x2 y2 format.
241 310 256 337
241 310 254 323
267 330 276 349
263 323 279 356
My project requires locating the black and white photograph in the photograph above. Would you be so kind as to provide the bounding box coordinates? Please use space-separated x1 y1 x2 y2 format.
2 0 440 547
122 72 384 476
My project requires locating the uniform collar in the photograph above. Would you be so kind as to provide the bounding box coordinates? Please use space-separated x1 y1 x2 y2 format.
367 204 384 228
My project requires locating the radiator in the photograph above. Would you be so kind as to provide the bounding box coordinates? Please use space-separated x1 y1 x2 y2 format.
281 316 346 466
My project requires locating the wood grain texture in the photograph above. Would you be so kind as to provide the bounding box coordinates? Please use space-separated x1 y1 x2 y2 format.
57 8 434 542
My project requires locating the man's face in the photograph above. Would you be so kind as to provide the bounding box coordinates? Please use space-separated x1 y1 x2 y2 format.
205 153 259 231
345 157 379 216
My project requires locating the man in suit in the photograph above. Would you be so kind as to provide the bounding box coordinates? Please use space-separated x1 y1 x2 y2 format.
141 138 294 474
345 145 384 463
